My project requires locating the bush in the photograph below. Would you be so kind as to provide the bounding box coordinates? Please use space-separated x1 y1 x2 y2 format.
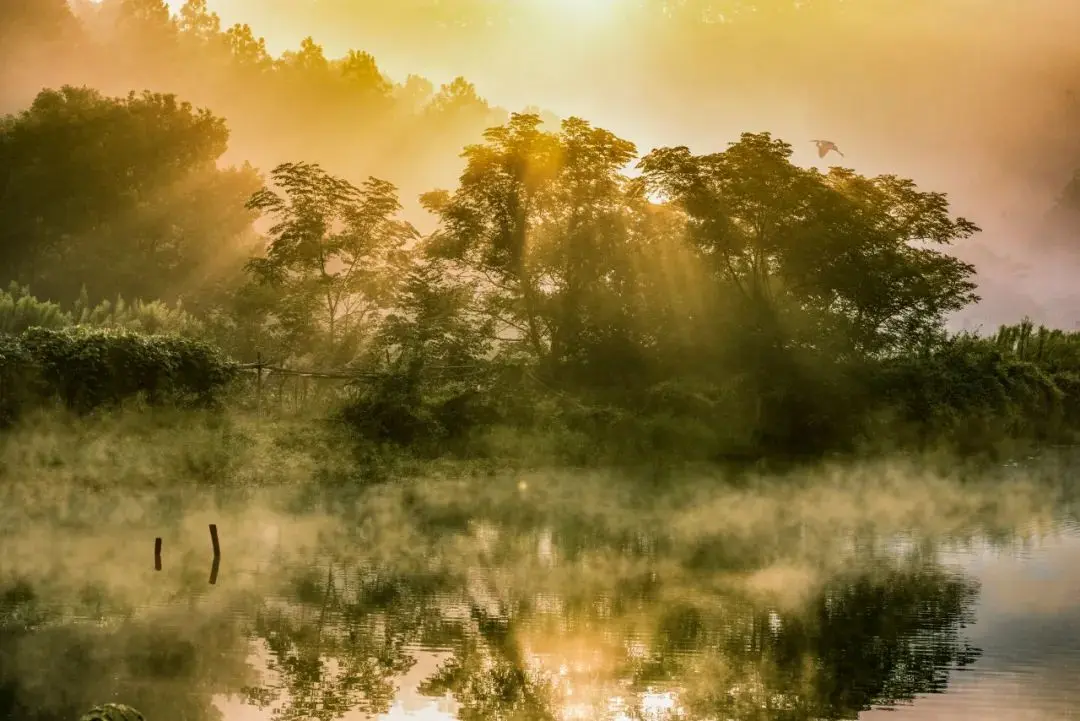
339 369 500 453
0 327 238 422
0 334 34 426
867 338 1080 456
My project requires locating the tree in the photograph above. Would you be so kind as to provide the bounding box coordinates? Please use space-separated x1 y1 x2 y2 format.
422 112 648 385
373 258 493 377
633 133 981 454
638 132 980 358
0 0 78 45
422 113 562 363
245 162 417 364
427 77 488 116
394 75 435 114
224 23 272 70
0 0 82 90
178 0 221 41
278 36 331 75
0 86 260 305
344 256 496 445
543 117 640 378
422 77 504 147
339 50 392 98
98 0 178 66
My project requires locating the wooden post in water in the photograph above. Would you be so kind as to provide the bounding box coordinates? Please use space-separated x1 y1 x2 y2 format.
255 352 263 416
154 537 162 571
208 524 221 585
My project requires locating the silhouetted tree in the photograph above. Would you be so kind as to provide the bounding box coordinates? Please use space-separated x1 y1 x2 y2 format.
0 86 260 305
245 162 417 364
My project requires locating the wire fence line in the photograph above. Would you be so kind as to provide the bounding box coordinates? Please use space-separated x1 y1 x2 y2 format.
234 361 489 381
235 349 489 378
234 353 490 415
235 363 372 381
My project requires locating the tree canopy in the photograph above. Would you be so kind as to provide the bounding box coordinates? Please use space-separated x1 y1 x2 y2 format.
0 86 260 306
12 2 1080 461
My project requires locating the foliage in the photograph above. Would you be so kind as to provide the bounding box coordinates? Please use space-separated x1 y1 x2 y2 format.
423 113 657 385
244 162 418 365
340 258 497 449
0 286 212 425
0 86 261 306
865 324 1080 456
4 6 1079 461
0 327 237 421
0 334 33 427
31 0 521 223
637 132 980 359
0 283 203 337
404 119 989 460
0 285 69 335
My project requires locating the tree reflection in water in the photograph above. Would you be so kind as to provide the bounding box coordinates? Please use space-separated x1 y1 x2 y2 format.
0 511 984 721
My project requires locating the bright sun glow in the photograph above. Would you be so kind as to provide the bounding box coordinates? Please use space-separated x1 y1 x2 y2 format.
540 0 618 22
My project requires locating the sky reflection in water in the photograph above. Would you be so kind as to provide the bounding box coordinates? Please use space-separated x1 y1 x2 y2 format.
1 465 1079 721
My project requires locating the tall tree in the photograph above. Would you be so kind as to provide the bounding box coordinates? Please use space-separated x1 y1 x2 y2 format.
422 113 562 363
423 113 651 379
0 0 78 45
638 132 980 358
224 23 272 70
177 0 221 41
245 162 417 363
339 50 392 98
101 0 178 67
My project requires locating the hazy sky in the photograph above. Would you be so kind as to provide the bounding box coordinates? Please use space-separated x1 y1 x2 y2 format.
169 3 1077 170
168 1 1080 221
20 0 1080 326
197 7 1077 259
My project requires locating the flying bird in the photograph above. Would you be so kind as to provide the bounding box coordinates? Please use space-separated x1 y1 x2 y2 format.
811 140 844 159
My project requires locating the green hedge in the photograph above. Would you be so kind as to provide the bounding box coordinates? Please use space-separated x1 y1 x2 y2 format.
0 327 237 423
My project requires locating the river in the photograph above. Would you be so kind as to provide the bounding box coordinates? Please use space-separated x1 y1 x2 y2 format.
1 460 1078 720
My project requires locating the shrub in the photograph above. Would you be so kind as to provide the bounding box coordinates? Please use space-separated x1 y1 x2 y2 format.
0 334 34 426
2 327 237 420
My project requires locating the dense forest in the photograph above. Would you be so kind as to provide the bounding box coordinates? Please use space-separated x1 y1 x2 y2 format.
3 0 1080 465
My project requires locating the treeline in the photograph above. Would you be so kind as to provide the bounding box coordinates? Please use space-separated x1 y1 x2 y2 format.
4 83 1080 462
2 0 564 308
2 0 549 244
4 1 1080 461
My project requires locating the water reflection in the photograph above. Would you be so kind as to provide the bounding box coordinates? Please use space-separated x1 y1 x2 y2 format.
1 465 1076 721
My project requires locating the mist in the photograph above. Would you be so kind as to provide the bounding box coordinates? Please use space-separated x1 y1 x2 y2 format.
8 4 1080 719
179 0 1080 327
4 0 1079 328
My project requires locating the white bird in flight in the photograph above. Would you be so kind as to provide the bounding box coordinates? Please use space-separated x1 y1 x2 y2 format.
811 139 844 159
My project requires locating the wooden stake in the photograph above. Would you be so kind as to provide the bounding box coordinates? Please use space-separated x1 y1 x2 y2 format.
255 352 263 416
154 537 162 571
209 524 221 585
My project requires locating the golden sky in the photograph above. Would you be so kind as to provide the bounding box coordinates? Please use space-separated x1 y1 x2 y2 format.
0 0 1068 325
171 0 1080 191
149 0 1080 326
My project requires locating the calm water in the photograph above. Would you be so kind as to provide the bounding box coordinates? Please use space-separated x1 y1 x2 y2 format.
2 465 1080 721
